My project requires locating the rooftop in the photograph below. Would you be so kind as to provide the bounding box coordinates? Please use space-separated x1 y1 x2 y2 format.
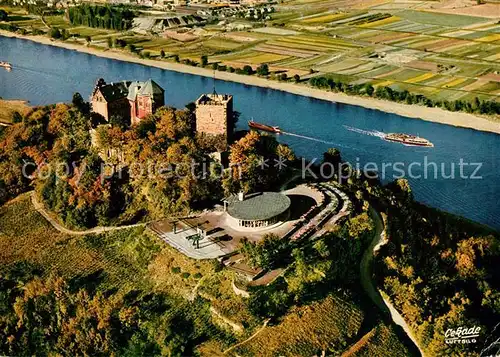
97 81 131 102
127 79 164 101
196 93 233 105
226 192 291 221
92 78 163 102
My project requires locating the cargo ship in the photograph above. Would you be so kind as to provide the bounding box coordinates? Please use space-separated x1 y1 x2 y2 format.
0 61 12 70
384 133 433 147
248 120 282 134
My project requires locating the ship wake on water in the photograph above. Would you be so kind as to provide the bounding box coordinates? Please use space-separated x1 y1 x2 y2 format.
343 125 386 139
344 125 433 148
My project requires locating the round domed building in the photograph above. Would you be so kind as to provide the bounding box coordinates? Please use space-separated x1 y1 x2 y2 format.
223 192 291 229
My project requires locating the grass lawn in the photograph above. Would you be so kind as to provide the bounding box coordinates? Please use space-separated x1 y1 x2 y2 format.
0 99 30 124
69 26 116 38
0 194 166 292
397 10 489 27
44 15 72 29
301 12 346 24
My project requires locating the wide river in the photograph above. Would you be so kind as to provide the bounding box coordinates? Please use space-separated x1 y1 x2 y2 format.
1 36 499 229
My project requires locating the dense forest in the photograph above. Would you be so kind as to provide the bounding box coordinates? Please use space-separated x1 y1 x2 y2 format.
0 95 294 228
309 76 500 116
368 179 500 356
0 272 222 356
67 5 136 31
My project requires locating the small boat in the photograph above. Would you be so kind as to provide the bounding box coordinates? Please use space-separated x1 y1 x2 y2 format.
0 61 12 70
248 120 281 134
384 133 433 147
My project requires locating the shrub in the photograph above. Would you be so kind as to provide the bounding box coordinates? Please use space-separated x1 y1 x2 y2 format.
49 27 62 39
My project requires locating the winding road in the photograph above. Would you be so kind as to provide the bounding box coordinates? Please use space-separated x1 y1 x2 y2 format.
31 192 146 235
361 207 425 357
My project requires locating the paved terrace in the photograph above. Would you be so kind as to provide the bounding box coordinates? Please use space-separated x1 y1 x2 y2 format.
149 219 232 259
148 184 349 259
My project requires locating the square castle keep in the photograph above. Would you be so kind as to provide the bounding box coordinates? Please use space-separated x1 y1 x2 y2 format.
195 93 233 143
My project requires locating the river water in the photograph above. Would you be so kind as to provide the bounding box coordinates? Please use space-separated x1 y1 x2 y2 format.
1 36 499 229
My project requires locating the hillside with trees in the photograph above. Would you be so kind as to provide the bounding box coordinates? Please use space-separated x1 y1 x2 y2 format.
0 95 295 229
366 179 500 356
1 94 497 355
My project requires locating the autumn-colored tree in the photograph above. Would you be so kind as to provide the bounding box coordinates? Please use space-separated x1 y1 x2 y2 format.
223 131 295 195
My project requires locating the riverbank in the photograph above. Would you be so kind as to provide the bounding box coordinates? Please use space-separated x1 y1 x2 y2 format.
1 30 499 135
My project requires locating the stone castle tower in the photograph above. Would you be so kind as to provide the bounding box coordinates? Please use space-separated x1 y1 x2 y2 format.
195 93 234 143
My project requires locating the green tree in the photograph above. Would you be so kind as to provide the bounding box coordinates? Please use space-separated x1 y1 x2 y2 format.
242 65 254 75
50 27 62 39
11 111 22 124
72 92 90 115
240 234 291 269
323 147 341 167
365 84 374 96
110 114 129 130
200 55 208 66
256 63 269 76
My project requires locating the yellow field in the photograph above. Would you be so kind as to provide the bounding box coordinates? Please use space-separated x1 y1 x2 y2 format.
375 80 394 87
240 53 290 64
360 16 400 28
476 33 500 43
405 72 435 84
442 77 467 88
302 13 345 24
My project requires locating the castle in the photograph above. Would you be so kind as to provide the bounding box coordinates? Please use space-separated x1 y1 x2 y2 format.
90 78 235 159
90 78 165 125
195 93 234 144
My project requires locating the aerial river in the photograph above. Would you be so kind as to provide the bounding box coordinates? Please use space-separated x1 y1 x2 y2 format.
1 36 499 229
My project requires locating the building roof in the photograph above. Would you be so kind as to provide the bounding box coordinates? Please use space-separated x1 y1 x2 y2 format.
226 192 291 221
97 81 131 102
127 79 164 101
196 93 232 105
140 79 164 96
